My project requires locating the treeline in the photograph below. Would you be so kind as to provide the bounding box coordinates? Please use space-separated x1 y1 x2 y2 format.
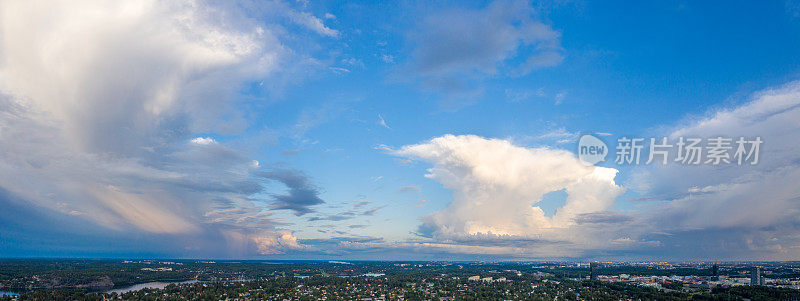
4 275 800 301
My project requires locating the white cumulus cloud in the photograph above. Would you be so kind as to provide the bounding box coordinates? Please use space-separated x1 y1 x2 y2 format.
393 134 624 257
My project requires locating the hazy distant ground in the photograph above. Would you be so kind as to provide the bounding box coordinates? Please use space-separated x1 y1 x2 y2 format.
1 259 800 300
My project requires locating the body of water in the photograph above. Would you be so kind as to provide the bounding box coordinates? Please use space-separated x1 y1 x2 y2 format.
105 280 199 295
105 278 256 295
0 291 20 297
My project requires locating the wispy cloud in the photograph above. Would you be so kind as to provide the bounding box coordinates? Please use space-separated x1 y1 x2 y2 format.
329 67 350 74
353 200 374 208
373 144 393 151
307 203 387 221
397 186 421 193
278 1 340 38
537 127 579 144
363 205 388 216
378 113 391 129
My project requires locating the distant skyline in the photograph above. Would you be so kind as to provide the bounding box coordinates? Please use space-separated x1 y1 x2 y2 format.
2 0 800 261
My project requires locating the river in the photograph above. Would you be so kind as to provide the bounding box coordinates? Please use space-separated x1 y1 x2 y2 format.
104 280 200 294
105 274 383 295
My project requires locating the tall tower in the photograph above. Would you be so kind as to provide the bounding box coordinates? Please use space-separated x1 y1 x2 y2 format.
712 264 719 281
590 262 598 280
751 267 761 285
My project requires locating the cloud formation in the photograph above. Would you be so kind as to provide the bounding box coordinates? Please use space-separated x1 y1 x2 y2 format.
627 81 800 260
261 169 325 216
393 135 624 256
386 82 800 260
0 0 335 257
402 0 563 104
306 202 386 222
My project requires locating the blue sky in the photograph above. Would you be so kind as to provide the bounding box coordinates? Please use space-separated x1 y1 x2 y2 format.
2 0 800 260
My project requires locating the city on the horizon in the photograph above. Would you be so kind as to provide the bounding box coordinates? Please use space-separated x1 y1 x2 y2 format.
3 259 800 299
